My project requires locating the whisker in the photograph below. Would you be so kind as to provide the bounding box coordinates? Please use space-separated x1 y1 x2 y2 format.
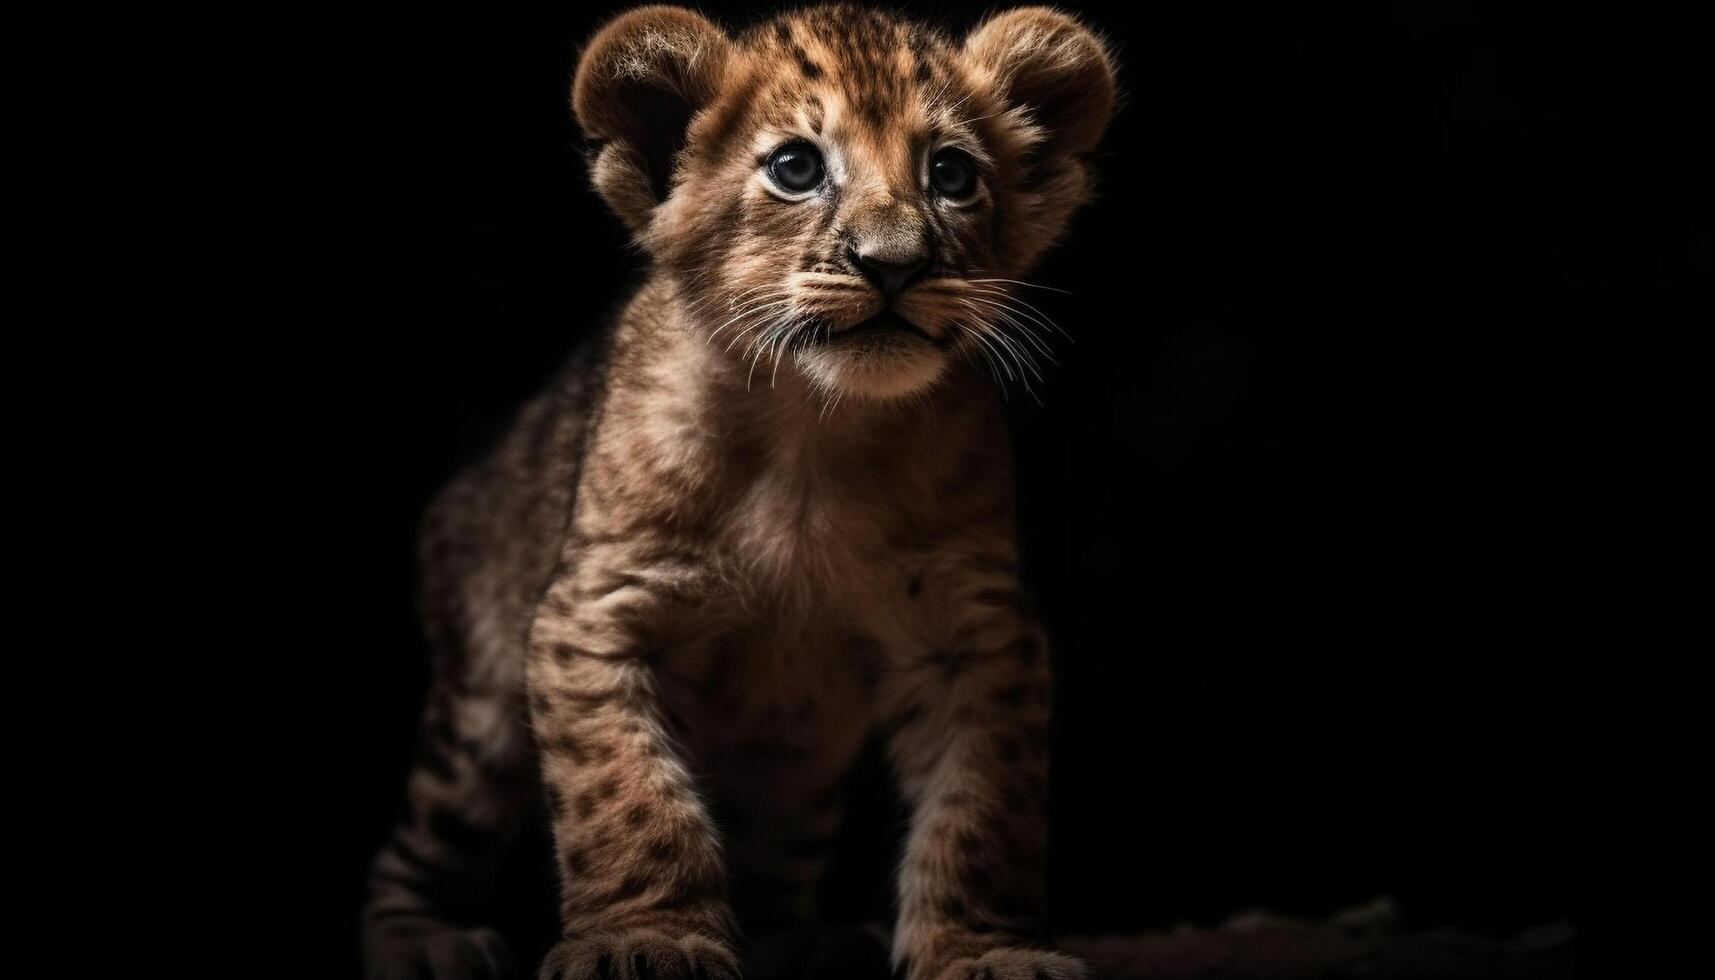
712 298 793 346
954 324 1005 388
948 108 1008 128
965 287 1073 342
727 313 784 357
769 319 801 388
968 277 1073 295
956 319 1017 383
961 297 1059 363
981 318 1046 384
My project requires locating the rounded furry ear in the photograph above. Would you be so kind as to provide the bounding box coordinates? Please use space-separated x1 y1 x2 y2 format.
572 6 731 234
962 7 1116 154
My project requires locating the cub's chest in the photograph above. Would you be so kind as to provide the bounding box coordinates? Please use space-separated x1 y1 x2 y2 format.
716 461 912 604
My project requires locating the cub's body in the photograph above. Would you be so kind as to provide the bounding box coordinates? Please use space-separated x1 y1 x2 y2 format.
364 7 1115 980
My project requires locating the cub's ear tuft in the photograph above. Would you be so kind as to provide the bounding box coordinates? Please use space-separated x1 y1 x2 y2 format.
572 6 731 234
962 7 1116 155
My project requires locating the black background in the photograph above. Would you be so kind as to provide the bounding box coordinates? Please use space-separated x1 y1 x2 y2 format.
296 1 1705 974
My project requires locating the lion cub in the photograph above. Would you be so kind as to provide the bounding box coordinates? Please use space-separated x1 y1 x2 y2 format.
363 6 1117 980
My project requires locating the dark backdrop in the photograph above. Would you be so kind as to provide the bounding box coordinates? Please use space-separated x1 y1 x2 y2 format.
300 1 1704 973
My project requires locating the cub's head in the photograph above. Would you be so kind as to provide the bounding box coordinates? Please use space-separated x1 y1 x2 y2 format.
573 4 1116 401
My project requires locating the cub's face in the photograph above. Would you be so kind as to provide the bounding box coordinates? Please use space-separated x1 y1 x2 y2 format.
574 5 1116 401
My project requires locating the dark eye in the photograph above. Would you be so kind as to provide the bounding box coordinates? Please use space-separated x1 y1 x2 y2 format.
930 148 977 199
766 141 825 193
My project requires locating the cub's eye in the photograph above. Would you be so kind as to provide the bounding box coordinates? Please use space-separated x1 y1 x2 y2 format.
766 141 825 194
930 148 977 199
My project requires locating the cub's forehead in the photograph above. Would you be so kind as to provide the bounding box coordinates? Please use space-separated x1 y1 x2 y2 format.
733 7 969 137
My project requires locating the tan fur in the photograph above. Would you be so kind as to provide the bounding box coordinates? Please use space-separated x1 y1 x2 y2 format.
363 7 1116 980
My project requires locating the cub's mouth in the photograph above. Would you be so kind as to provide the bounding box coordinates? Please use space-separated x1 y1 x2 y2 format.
828 310 939 345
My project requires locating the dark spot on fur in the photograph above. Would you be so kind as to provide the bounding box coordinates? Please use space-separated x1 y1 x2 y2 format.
386 834 441 877
427 715 456 744
908 30 938 84
427 808 489 855
548 734 587 763
1018 149 1051 192
953 828 984 858
792 45 823 79
611 873 650 903
925 648 980 677
575 792 600 819
564 847 589 876
368 867 428 895
367 905 434 923
413 739 457 782
562 685 626 708
655 873 711 910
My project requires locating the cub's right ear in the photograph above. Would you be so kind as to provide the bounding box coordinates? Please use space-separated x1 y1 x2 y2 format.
572 6 731 235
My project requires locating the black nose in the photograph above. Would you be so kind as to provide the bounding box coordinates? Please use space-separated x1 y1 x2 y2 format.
847 246 928 298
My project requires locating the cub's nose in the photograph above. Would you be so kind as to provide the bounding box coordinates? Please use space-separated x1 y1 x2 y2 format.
847 245 929 299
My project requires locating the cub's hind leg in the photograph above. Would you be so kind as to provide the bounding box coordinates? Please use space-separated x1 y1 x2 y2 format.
366 378 591 979
363 527 538 980
363 626 535 980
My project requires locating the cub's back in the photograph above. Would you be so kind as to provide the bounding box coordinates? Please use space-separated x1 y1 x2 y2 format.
417 336 610 687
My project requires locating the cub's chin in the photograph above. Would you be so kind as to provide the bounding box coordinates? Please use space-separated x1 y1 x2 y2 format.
794 311 949 400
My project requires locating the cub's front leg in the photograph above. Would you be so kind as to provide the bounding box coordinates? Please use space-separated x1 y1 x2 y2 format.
883 563 1087 980
528 551 739 980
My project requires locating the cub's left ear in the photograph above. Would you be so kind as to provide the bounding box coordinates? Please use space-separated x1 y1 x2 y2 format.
572 6 732 235
963 7 1117 156
962 8 1116 269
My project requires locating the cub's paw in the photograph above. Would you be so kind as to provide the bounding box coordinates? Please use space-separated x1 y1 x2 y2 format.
539 931 741 980
931 948 1088 980
366 923 516 980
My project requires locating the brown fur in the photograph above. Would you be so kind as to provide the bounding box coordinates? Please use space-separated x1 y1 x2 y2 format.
362 7 1116 980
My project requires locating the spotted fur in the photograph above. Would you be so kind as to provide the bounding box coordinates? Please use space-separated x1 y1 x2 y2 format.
362 6 1116 980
